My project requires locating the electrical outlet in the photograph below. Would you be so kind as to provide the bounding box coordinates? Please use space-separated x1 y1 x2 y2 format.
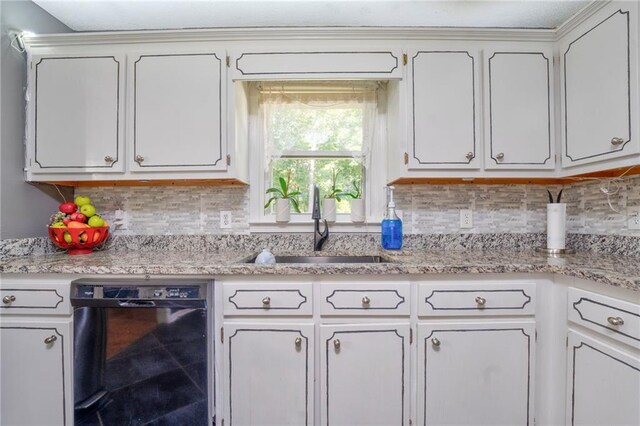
628 207 640 230
460 209 473 229
220 211 232 229
113 209 129 230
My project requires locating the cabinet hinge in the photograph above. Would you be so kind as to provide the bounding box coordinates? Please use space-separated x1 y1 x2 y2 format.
226 154 231 166
409 419 412 426
403 53 408 66
226 56 230 67
221 327 224 343
404 152 409 165
410 328 413 345
30 61 33 70
566 336 569 347
221 419 224 426
535 330 537 341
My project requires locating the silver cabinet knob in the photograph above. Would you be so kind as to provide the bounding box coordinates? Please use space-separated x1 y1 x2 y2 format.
135 155 145 165
607 316 624 326
44 335 57 345
611 137 624 146
465 152 474 160
362 296 370 306
333 339 341 350
431 337 441 347
475 296 486 306
2 295 16 304
104 155 114 163
262 296 271 306
295 337 302 347
496 153 505 161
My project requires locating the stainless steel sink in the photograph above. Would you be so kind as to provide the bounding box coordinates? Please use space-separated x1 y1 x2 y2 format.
246 255 388 264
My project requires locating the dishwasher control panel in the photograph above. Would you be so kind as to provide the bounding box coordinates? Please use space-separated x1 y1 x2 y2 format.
71 279 210 304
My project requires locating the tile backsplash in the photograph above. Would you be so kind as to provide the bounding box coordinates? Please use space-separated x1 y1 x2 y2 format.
81 175 640 236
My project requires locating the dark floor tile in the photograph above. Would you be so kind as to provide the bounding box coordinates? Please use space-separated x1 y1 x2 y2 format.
163 338 207 367
105 346 180 390
143 399 209 426
184 361 209 394
98 368 205 426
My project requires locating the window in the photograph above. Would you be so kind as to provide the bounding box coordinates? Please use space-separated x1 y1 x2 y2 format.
249 81 385 227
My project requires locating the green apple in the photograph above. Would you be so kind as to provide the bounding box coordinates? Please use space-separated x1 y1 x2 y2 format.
80 204 96 218
74 195 91 207
50 222 66 228
87 215 105 227
63 232 72 243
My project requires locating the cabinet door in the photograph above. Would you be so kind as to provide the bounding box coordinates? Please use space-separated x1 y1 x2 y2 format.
567 330 640 426
417 321 535 426
408 50 479 169
561 2 640 167
0 319 72 425
224 323 313 426
29 54 124 174
484 50 554 170
320 323 410 426
130 51 226 171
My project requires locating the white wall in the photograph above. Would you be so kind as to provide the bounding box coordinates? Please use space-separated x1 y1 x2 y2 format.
0 0 73 239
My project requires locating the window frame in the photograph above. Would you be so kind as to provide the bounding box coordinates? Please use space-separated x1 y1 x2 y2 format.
247 81 387 232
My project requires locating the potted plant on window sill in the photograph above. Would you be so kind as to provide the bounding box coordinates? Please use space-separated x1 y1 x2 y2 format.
343 180 365 223
323 169 342 223
265 171 301 223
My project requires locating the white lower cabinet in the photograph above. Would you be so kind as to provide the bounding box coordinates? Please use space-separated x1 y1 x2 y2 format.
223 322 314 426
320 323 410 426
566 330 640 426
417 321 536 426
0 318 72 425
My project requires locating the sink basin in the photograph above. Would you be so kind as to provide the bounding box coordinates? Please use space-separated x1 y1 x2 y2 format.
246 255 388 264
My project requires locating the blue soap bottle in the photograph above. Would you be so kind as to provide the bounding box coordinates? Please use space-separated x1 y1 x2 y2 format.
381 185 402 250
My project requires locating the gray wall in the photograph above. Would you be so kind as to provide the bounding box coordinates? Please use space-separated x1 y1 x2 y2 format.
1 1 73 239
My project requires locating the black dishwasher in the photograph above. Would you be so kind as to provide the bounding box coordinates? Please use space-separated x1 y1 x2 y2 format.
71 278 213 426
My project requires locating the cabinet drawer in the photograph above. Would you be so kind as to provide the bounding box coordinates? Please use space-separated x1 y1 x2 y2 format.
418 282 536 317
223 282 312 316
320 282 410 316
568 287 640 348
0 286 70 315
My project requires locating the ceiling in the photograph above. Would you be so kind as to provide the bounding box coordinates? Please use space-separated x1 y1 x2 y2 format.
33 0 591 32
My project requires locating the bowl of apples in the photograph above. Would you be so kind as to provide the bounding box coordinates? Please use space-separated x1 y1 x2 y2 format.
48 195 110 255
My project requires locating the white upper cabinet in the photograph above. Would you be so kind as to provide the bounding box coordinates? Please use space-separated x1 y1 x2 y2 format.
560 2 639 167
129 51 227 172
28 54 125 174
408 49 479 169
483 49 554 170
231 49 403 80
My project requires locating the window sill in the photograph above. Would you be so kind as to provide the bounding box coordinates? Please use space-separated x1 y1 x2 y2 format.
249 220 381 234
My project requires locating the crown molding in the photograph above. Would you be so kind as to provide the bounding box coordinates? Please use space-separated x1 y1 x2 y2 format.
23 26 559 49
554 0 610 40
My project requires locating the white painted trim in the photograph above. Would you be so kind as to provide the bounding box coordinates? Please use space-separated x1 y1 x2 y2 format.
23 27 558 49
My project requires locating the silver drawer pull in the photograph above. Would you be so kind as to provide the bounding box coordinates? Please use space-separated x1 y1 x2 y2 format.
262 296 271 306
611 137 624 146
2 295 16 304
333 339 341 350
465 152 474 160
295 337 302 347
362 296 370 306
496 152 505 161
607 316 624 326
44 335 57 345
135 155 145 164
104 155 114 163
431 337 441 347
475 296 486 306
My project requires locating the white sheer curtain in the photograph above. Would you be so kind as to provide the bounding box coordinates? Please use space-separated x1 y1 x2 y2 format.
257 80 380 172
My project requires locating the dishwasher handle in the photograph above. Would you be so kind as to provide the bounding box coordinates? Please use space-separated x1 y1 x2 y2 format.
118 300 156 308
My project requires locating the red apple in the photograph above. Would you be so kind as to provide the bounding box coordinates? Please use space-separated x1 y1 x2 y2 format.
62 218 71 225
59 202 77 214
70 212 87 223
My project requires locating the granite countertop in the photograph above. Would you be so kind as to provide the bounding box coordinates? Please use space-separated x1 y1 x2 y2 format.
1 248 638 292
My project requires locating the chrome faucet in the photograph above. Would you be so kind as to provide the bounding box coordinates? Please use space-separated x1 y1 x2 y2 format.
312 185 329 251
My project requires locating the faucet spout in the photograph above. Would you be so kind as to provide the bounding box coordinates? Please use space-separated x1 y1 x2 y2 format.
312 185 329 251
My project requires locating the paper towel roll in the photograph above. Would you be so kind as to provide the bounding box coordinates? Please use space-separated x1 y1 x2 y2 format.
547 203 566 250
